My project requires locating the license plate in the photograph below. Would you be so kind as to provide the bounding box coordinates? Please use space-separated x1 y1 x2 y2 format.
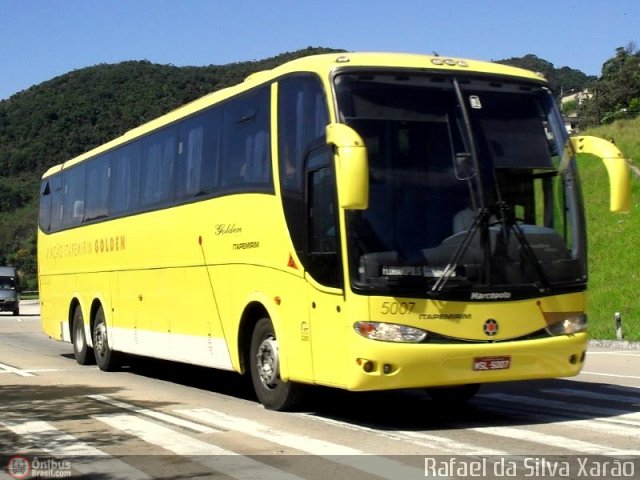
473 355 511 371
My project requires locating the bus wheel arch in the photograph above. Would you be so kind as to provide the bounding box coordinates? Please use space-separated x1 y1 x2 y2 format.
238 302 274 374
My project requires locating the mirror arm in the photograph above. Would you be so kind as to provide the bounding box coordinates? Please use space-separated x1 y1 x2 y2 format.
570 136 631 213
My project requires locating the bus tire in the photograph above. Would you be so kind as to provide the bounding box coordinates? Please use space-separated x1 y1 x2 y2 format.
426 383 481 404
92 306 118 371
249 317 301 411
72 306 94 365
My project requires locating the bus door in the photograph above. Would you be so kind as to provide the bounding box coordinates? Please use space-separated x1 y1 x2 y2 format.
305 145 347 386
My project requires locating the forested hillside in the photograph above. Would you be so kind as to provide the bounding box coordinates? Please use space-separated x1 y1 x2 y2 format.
0 48 597 288
0 47 342 287
497 53 594 95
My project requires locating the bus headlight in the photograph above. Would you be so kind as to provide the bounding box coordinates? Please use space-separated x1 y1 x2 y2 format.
545 314 587 336
354 321 427 343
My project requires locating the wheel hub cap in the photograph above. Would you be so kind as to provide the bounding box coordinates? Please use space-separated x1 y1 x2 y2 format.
256 336 279 388
94 323 107 354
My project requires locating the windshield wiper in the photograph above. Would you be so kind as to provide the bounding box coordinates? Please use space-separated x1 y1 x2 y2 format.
432 77 490 294
431 207 491 293
432 203 552 294
495 202 550 292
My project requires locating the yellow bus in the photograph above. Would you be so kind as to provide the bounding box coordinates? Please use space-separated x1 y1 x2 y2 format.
38 52 631 410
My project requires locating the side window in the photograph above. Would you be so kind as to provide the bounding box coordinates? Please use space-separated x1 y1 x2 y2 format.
110 142 141 215
141 126 177 206
39 180 52 232
50 175 63 232
62 165 86 228
85 153 110 221
278 75 330 261
278 75 329 192
177 107 221 199
306 146 341 288
221 86 272 189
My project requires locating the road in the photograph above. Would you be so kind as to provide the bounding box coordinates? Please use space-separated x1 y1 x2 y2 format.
1 301 639 479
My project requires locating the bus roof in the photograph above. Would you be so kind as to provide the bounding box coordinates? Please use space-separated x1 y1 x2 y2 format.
42 52 547 178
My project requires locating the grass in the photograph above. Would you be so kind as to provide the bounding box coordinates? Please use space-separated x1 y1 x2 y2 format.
580 116 640 340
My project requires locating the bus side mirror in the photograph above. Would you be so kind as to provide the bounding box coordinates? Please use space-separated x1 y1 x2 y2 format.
326 123 369 210
570 136 632 213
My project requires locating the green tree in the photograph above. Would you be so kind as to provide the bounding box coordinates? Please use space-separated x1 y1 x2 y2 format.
497 53 594 96
579 43 640 126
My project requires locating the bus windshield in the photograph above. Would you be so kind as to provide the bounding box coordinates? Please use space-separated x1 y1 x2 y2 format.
334 72 586 298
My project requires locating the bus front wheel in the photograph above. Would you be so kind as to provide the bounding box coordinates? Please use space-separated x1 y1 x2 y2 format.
72 306 94 365
249 317 301 411
92 306 118 371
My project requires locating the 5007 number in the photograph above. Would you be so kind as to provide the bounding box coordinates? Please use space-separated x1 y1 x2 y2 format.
380 302 416 315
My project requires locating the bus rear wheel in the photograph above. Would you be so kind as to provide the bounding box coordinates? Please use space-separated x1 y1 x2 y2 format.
72 306 94 365
92 306 118 371
249 317 301 411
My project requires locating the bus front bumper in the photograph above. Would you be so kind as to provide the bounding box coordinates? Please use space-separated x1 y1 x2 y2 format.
346 332 587 391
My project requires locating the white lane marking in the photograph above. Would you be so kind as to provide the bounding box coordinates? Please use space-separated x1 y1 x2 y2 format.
1 419 106 456
177 408 363 455
471 424 640 455
86 394 218 433
579 370 640 380
292 410 508 456
541 387 640 403
477 398 640 439
177 408 431 480
586 351 640 357
481 393 640 426
95 413 306 480
0 419 151 479
0 363 62 376
0 362 34 377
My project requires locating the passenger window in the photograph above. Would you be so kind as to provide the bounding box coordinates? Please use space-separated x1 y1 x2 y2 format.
177 107 221 199
39 180 52 232
141 126 177 206
220 86 272 189
62 165 86 228
85 153 110 221
278 75 329 192
110 142 141 215
278 75 330 260
49 175 63 232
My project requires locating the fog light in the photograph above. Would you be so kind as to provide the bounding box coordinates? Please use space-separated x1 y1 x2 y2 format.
363 361 374 373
